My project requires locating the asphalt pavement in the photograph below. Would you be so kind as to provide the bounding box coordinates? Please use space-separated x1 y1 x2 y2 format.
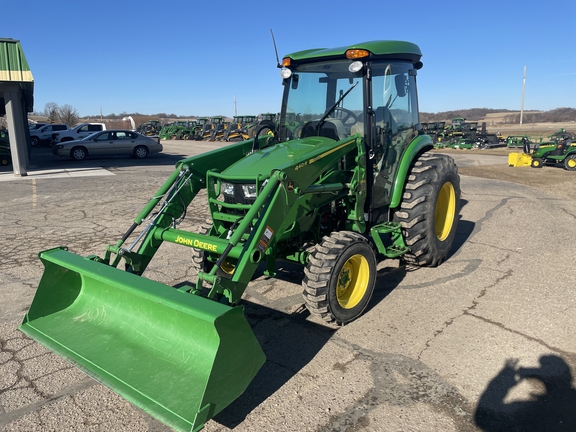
1 142 575 431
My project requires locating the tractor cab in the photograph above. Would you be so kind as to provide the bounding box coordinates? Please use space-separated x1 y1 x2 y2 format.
276 41 423 223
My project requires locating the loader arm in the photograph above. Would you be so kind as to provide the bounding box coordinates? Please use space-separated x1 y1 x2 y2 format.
152 135 365 306
103 139 259 273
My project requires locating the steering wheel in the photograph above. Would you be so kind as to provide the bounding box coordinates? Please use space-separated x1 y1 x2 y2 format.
252 121 278 151
330 107 358 125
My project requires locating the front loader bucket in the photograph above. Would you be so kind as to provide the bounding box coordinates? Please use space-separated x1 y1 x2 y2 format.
508 152 532 167
19 247 265 432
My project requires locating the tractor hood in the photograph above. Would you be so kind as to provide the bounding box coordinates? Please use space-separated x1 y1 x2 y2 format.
222 136 355 179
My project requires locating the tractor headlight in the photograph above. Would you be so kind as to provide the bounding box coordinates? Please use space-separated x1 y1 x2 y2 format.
222 182 235 196
280 67 292 79
221 182 257 199
241 184 257 198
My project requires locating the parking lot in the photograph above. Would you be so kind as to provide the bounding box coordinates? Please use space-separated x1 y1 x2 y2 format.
1 141 575 431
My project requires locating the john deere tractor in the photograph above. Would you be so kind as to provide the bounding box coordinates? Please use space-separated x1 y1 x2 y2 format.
530 137 576 169
20 40 460 432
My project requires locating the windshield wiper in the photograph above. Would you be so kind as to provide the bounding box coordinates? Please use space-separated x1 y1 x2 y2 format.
316 82 359 131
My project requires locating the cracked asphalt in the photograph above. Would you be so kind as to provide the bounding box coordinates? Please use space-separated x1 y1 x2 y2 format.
1 142 575 431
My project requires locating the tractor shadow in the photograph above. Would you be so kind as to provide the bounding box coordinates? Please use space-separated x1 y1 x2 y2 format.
450 199 475 259
213 300 336 429
212 262 405 429
211 202 475 428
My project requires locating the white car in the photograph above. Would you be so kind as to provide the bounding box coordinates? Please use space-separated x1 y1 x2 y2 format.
52 130 163 161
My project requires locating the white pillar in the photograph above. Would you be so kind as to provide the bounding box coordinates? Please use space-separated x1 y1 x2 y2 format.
4 83 29 176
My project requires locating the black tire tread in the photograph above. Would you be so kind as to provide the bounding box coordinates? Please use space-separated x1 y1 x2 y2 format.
302 231 374 324
393 152 460 267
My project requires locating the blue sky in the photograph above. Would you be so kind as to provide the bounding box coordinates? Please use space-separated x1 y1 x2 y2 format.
3 0 575 117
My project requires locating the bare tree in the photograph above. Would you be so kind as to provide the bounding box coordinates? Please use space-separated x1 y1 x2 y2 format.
43 102 59 122
57 104 80 126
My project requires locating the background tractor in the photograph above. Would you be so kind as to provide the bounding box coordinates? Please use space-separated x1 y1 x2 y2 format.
20 40 461 432
224 115 259 142
192 117 211 140
136 119 161 136
531 138 576 169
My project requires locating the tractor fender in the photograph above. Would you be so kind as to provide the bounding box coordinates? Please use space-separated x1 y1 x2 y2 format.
389 134 434 209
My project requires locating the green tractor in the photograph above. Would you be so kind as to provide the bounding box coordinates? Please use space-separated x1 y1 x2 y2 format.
530 138 576 170
20 40 461 432
175 121 198 140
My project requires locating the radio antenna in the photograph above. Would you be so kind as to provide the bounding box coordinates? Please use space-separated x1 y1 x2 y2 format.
270 29 281 69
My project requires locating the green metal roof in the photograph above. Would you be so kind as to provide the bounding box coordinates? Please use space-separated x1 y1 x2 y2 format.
0 38 34 112
0 38 33 82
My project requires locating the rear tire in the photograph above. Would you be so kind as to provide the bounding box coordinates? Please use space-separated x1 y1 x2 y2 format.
31 137 39 147
393 152 460 267
303 231 377 324
564 154 576 171
133 146 148 158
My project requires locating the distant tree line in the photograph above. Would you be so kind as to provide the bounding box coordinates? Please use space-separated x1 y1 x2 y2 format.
420 107 576 124
420 108 516 122
501 108 576 124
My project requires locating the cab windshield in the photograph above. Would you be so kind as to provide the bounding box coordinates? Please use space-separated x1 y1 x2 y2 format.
279 60 362 142
278 59 418 143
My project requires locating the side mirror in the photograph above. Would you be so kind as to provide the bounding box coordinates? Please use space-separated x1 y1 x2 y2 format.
395 74 407 98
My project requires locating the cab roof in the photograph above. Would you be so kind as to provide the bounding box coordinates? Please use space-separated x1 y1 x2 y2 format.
284 40 422 66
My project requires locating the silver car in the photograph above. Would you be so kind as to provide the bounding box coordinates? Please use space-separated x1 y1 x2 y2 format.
52 130 163 161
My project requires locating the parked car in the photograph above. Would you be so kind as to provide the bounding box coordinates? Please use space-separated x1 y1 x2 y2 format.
52 130 163 161
28 122 49 131
30 124 69 147
52 122 106 143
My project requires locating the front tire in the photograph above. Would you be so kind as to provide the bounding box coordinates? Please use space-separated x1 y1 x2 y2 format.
70 147 87 161
531 158 544 168
393 152 460 267
303 231 377 324
564 154 576 171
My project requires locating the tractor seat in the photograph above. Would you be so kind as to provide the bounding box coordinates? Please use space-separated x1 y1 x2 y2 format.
300 119 348 141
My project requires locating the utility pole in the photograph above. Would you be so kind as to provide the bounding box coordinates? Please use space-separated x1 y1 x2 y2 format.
520 66 526 125
234 95 237 117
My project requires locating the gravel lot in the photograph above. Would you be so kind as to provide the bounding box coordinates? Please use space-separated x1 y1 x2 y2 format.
1 141 575 432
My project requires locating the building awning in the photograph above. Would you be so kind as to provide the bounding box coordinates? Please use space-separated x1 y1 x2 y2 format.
0 38 34 114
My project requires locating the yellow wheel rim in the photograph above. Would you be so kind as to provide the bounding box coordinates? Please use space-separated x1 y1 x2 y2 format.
336 254 370 309
567 158 576 168
435 182 456 241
